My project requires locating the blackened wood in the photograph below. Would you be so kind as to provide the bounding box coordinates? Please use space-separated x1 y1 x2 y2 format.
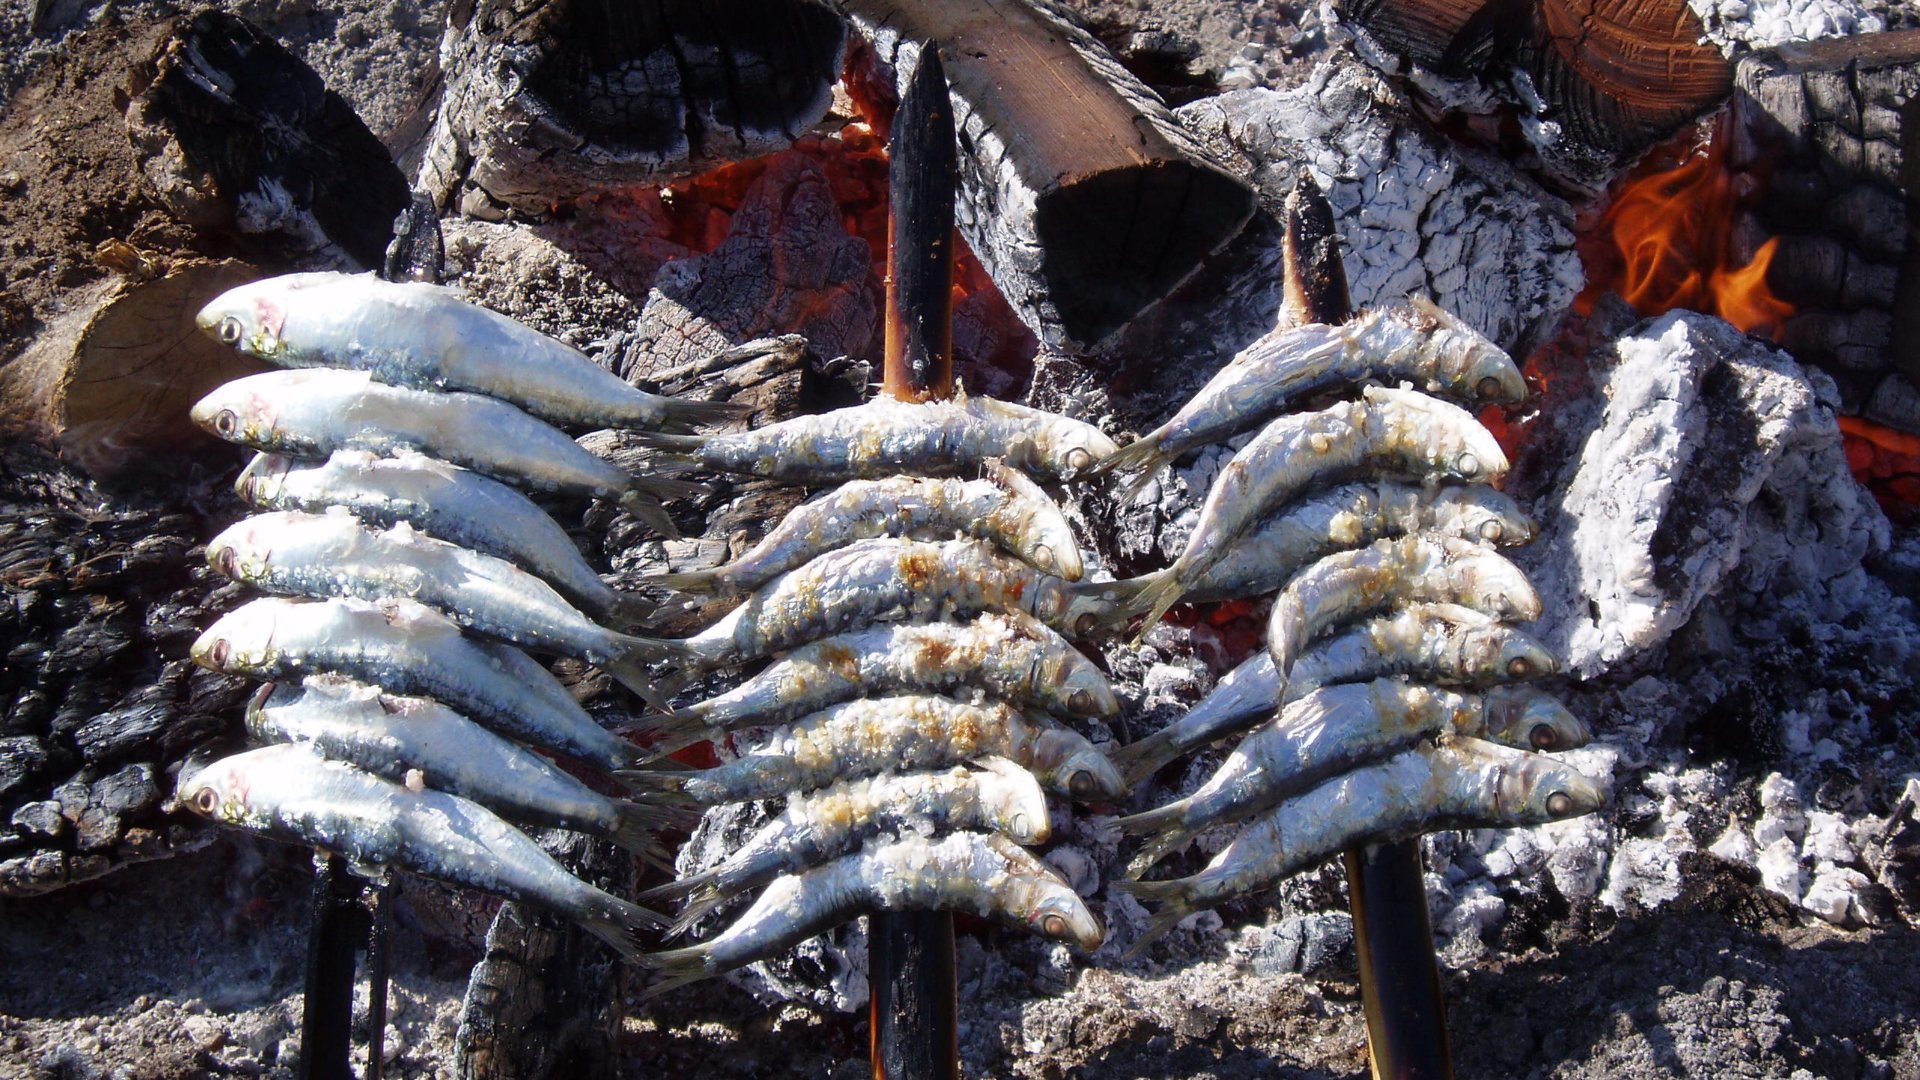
1279 176 1352 332
869 910 960 1080
836 0 1256 352
364 878 394 1080
1345 843 1455 1080
883 44 956 403
301 855 369 1080
383 192 446 285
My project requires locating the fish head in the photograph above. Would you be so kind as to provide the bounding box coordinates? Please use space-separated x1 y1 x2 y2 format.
1053 582 1122 640
1429 486 1536 546
1491 749 1608 823
1444 545 1542 623
196 279 294 361
175 753 259 826
999 856 1104 951
205 516 276 585
1030 729 1127 802
1479 686 1592 752
973 757 1053 844
981 461 1085 581
1042 651 1118 719
1363 386 1508 484
1047 420 1120 481
190 598 295 677
1463 623 1560 684
234 452 296 507
1407 297 1528 405
191 375 282 449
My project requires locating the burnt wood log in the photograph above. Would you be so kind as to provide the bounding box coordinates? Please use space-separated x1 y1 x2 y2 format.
1731 30 1920 431
835 0 1257 353
415 0 847 217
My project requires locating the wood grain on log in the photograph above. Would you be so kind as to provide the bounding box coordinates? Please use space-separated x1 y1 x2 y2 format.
835 0 1256 353
416 0 846 216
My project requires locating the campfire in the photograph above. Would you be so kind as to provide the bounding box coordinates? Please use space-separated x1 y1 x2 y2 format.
2 1 1919 1078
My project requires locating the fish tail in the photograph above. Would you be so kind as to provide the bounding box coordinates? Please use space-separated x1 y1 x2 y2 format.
1110 879 1196 959
639 567 726 595
604 590 661 629
1108 727 1184 789
638 944 718 997
618 706 714 757
580 893 669 962
619 488 683 540
1083 429 1167 484
605 634 696 709
624 430 705 454
663 890 729 941
637 869 710 907
1129 568 1187 643
658 396 751 433
1114 800 1186 836
611 768 700 805
609 799 695 862
1124 831 1190 880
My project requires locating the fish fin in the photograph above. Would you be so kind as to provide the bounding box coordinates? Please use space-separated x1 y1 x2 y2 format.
622 430 704 453
580 894 668 962
604 590 661 630
1128 569 1187 644
1081 429 1166 483
663 888 729 940
659 396 751 433
620 488 683 540
609 799 696 861
1114 800 1187 836
637 944 717 997
634 474 711 500
1124 831 1191 879
1109 879 1196 959
618 708 716 760
1108 727 1185 790
638 567 726 595
611 769 700 805
604 634 696 710
637 869 709 907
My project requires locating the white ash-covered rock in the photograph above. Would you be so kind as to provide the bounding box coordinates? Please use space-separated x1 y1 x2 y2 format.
1522 309 1888 678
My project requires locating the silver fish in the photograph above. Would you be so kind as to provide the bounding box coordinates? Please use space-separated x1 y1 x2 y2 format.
1110 603 1559 785
1092 298 1526 493
643 461 1084 594
189 370 698 538
1128 386 1510 632
236 450 645 625
205 510 676 703
191 597 644 771
1266 534 1541 684
621 694 1125 804
196 271 743 432
641 832 1102 996
1117 679 1591 875
671 538 1112 669
625 612 1118 758
629 388 1118 482
177 744 666 959
246 675 684 862
643 760 1051 936
1116 736 1606 953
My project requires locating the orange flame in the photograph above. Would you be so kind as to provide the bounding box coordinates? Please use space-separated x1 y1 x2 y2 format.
1577 118 1793 339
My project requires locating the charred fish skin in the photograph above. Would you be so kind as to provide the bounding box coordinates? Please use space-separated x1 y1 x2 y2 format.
644 760 1051 932
205 510 678 699
196 272 741 432
190 596 643 771
1266 535 1541 683
246 676 677 859
628 390 1119 483
178 744 665 959
1091 299 1526 488
677 538 1085 668
236 450 642 624
1118 736 1606 950
1117 678 1592 873
640 832 1102 994
645 463 1085 595
622 694 1125 805
627 613 1118 757
1131 387 1511 631
189 370 693 537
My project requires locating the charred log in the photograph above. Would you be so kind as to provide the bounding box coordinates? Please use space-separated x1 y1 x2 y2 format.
416 0 846 217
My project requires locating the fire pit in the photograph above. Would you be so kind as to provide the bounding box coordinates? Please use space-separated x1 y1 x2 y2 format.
3 0 1919 1078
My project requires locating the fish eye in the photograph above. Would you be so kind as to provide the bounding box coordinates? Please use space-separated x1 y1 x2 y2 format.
1041 913 1068 938
1456 452 1480 476
1074 613 1101 637
1479 520 1505 543
209 639 231 668
1478 375 1504 399
1067 689 1095 715
192 788 219 816
218 316 245 346
1033 544 1054 569
1064 448 1093 473
1506 656 1532 679
1009 813 1031 837
212 546 239 579
1546 791 1574 816
214 409 238 438
1529 722 1559 750
1067 770 1096 799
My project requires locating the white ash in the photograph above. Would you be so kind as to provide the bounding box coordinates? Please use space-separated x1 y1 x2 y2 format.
1690 0 1896 51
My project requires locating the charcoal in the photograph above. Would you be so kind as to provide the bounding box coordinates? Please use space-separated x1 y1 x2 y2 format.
71 703 174 765
10 800 66 841
0 735 48 800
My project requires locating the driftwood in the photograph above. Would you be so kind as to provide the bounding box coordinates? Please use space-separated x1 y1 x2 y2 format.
1732 30 1920 431
836 0 1257 353
415 0 847 217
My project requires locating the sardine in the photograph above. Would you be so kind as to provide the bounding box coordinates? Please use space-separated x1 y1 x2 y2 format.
621 694 1125 804
644 462 1084 594
1128 387 1510 632
1115 736 1606 953
189 370 698 538
246 676 686 862
206 510 678 703
643 760 1051 935
625 613 1118 758
1117 679 1591 874
195 271 743 432
1110 603 1559 785
641 832 1102 995
629 388 1118 482
177 744 666 959
191 597 645 771
1267 535 1540 685
236 450 646 625
669 539 1112 670
1092 299 1526 493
